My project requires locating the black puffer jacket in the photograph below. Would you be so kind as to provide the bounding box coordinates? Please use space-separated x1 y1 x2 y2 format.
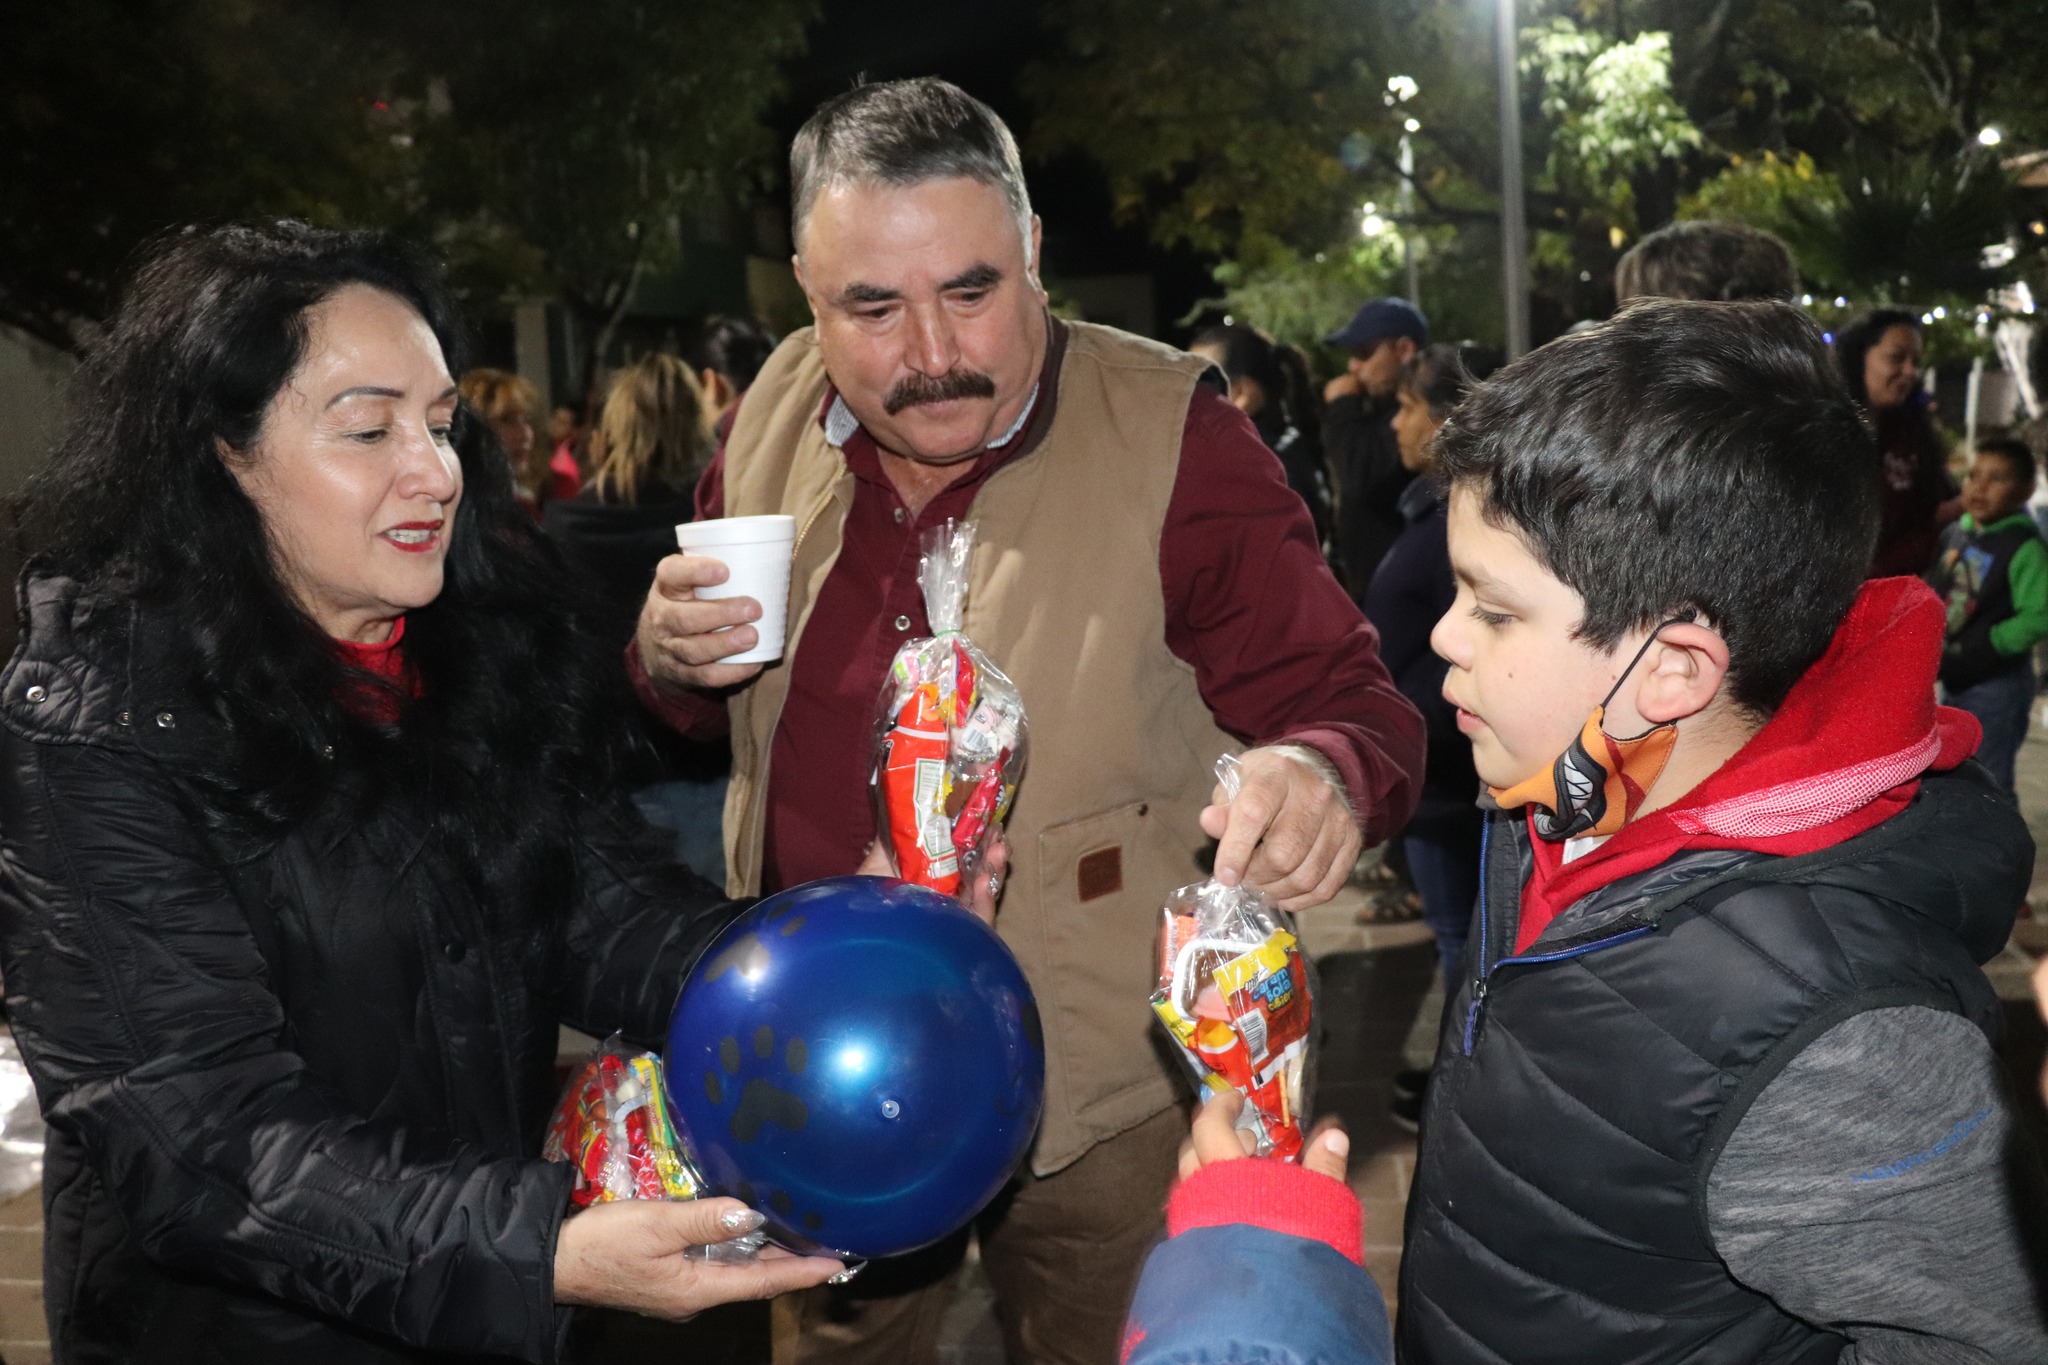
1399 764 2028 1362
0 572 740 1363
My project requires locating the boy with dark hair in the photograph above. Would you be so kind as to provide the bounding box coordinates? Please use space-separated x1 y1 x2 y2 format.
1928 436 2048 796
1396 300 2048 1362
1614 219 1798 303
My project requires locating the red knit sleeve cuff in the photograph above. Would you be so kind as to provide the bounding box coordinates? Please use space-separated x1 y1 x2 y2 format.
623 640 730 740
1165 1158 1364 1266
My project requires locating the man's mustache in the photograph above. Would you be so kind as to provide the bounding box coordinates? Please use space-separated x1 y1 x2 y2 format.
884 369 997 415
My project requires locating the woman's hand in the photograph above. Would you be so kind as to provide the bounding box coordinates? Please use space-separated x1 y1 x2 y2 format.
553 1198 843 1322
1177 1091 1350 1183
855 836 1010 927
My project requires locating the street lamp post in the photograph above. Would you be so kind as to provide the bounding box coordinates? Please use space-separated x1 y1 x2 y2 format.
1497 0 1529 358
1399 127 1420 306
1387 76 1422 309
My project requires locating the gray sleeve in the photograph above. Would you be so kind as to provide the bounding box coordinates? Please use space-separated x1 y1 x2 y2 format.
1706 1006 2048 1364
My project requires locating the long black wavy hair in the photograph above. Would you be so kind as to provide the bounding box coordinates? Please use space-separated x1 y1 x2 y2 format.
1834 307 1923 410
29 221 635 941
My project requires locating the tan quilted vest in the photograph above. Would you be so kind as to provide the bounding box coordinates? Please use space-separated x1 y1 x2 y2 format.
718 321 1235 1175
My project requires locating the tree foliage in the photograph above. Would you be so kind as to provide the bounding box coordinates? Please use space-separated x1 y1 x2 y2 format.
1 0 812 373
2 1 385 352
1026 0 2048 350
1020 0 1393 270
1524 21 1699 219
381 0 811 386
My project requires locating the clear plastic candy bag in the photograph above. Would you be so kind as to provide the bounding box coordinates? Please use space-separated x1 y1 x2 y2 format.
542 1036 764 1262
871 520 1029 898
1151 755 1319 1160
0 1032 44 1205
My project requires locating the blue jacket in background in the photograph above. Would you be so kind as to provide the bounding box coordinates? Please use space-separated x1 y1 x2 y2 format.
1362 476 1476 832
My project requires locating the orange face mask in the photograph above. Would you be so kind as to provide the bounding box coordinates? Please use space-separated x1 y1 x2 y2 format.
1487 614 1693 841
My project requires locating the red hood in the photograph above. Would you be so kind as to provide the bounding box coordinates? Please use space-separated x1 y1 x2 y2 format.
1517 577 1981 950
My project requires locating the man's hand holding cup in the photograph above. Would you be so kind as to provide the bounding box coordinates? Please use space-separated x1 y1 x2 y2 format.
636 515 796 694
636 555 767 692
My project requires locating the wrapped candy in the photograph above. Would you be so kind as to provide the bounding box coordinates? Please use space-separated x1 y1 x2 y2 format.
543 1037 702 1206
1151 756 1318 1160
543 1038 769 1262
871 521 1028 898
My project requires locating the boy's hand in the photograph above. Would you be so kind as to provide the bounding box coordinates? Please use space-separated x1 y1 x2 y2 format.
1178 1091 1351 1183
1200 746 1361 911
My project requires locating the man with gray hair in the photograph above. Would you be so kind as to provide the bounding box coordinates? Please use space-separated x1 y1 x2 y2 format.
630 77 1423 1364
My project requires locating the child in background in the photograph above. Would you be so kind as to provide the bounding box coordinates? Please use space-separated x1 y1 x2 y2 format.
1926 435 2048 797
1400 300 2046 1362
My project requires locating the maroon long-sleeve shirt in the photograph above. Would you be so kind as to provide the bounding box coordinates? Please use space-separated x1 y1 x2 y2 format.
627 325 1422 892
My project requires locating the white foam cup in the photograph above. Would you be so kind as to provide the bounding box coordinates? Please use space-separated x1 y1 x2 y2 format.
674 515 797 664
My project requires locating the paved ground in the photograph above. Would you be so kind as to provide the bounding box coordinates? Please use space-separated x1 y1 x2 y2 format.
7 731 2048 1364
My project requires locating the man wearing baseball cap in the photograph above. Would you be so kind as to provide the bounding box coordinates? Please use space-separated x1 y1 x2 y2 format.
1322 297 1429 600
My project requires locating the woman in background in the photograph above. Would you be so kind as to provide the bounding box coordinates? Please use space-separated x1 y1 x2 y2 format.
695 315 779 443
1836 310 1956 577
461 367 580 514
544 353 709 643
1190 323 1334 553
544 353 728 882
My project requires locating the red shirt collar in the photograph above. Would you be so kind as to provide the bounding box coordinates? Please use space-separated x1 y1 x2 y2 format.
1514 578 1980 952
332 617 420 721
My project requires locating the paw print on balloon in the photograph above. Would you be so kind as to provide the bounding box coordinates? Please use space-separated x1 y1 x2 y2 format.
700 1022 829 1236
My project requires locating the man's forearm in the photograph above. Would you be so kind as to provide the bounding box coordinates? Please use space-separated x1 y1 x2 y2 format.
624 641 732 742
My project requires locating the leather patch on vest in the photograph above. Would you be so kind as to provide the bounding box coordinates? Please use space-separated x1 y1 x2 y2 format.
1077 847 1123 902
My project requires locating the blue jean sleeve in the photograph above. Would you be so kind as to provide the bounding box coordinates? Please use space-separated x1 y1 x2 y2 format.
1122 1225 1392 1365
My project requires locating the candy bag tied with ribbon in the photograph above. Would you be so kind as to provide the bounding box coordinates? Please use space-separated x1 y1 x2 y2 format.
871 520 1029 898
1151 755 1319 1160
542 1036 762 1262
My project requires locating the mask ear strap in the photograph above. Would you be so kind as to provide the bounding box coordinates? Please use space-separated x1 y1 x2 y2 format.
1597 609 1701 711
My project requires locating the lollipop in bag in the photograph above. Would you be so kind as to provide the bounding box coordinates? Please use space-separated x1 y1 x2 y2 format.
1151 755 1318 1160
871 520 1028 898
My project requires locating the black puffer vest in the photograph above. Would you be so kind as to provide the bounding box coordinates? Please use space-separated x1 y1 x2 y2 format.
1398 765 2026 1363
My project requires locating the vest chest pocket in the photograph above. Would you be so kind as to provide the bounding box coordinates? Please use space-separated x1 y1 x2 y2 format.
1032 798 1205 1125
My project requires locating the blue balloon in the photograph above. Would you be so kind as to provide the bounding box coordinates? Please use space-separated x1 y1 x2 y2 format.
665 875 1044 1260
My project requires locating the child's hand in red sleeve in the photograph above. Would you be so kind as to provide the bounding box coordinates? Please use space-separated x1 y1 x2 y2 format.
1178 1090 1349 1182
1167 1092 1363 1264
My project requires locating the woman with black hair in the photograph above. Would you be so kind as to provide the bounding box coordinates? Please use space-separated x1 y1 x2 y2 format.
1190 323 1334 552
695 315 780 443
0 222 848 1362
1836 308 1958 577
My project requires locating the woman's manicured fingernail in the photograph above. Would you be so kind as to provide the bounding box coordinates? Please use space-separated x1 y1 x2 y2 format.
721 1207 765 1233
828 1263 863 1285
1323 1130 1350 1158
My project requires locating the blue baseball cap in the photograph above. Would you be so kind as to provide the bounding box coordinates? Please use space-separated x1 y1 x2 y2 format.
1325 297 1430 351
